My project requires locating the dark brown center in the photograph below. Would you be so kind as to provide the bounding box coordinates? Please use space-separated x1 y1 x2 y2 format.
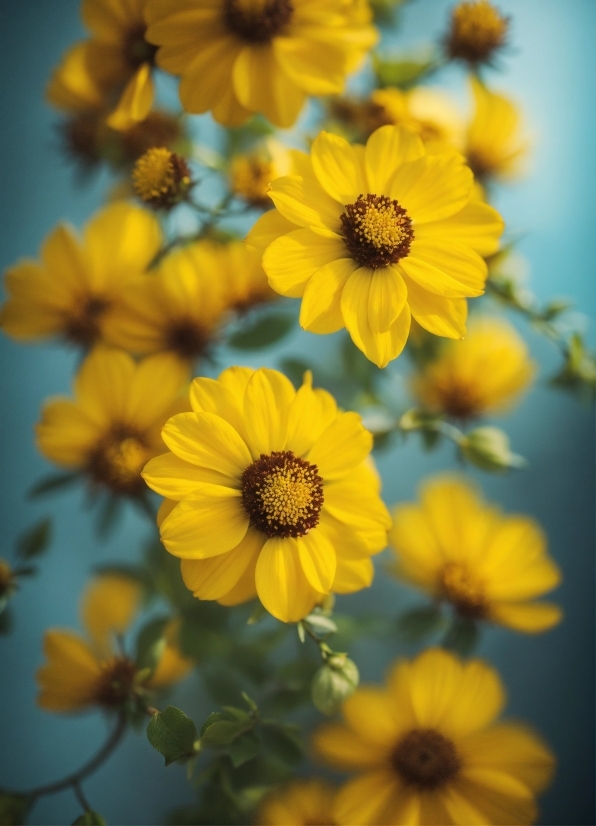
124 24 158 69
341 194 414 269
241 450 324 538
64 295 110 347
96 656 139 707
224 0 294 43
86 424 149 496
391 728 461 789
164 318 209 360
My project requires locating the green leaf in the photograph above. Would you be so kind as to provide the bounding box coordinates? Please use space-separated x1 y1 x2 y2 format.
72 812 107 825
373 49 438 89
199 712 228 738
200 720 248 748
311 658 359 715
228 313 294 350
0 792 31 825
443 617 480 657
304 614 338 636
260 724 303 766
397 605 445 642
136 617 169 671
28 472 79 498
147 706 198 766
16 518 52 560
227 731 261 767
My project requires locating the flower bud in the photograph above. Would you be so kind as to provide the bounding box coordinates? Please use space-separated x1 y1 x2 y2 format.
132 147 191 209
311 656 359 715
460 426 525 472
445 0 509 66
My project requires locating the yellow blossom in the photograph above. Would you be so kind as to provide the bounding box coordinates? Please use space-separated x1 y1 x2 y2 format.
389 476 562 633
230 139 301 208
314 648 555 825
369 87 464 152
132 147 191 208
413 316 536 419
259 778 338 825
142 367 390 622
446 0 509 66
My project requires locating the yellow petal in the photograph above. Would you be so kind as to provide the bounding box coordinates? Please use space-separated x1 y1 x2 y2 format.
232 45 305 128
389 153 473 223
285 378 338 457
268 175 343 232
160 485 249 559
343 687 401 747
324 478 390 552
161 412 250 482
307 412 372 480
35 400 99 468
332 771 400 826
313 723 384 770
245 209 296 255
181 527 265 600
177 35 241 115
107 63 154 131
400 241 486 298
142 452 234 500
415 200 504 257
81 575 142 657
255 537 318 622
445 778 536 826
124 353 189 431
74 346 135 427
489 601 563 633
388 503 444 592
243 368 295 458
311 131 364 204
273 35 348 94
364 125 424 194
189 376 246 436
404 277 467 338
368 266 408 333
299 258 358 333
263 228 347 298
37 630 101 712
296 529 336 593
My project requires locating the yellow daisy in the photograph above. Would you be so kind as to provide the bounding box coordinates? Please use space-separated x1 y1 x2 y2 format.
142 366 390 622
314 648 555 825
104 241 228 361
413 316 536 419
0 202 161 348
465 77 528 184
37 573 192 713
251 124 504 367
389 476 562 634
217 240 277 313
259 778 338 825
230 139 302 208
445 0 509 66
36 346 189 498
145 0 378 128
369 87 464 152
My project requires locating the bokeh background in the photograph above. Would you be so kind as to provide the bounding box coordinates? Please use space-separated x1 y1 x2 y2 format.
0 1 594 824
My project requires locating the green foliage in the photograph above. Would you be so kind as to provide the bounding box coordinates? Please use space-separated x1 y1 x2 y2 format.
443 617 480 657
72 811 107 825
135 617 169 672
311 655 359 715
228 312 294 350
460 427 526 472
397 605 446 642
147 707 198 766
373 49 439 88
0 792 31 825
16 517 52 560
550 332 596 401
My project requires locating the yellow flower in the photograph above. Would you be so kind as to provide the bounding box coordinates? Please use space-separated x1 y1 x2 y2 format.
230 139 301 208
259 778 338 825
145 0 378 128
37 574 192 713
465 77 528 183
413 316 536 419
217 240 277 313
445 0 509 66
36 346 189 498
47 41 108 114
250 125 504 367
314 648 555 825
389 476 562 634
132 147 192 209
104 242 228 361
0 202 161 348
369 87 464 152
142 366 390 622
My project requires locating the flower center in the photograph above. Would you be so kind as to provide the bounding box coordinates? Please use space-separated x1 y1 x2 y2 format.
441 561 486 619
124 24 158 69
132 147 191 209
341 194 414 269
164 318 210 361
433 379 485 419
224 0 294 43
87 427 150 496
391 728 461 789
96 656 139 707
241 450 324 538
446 0 509 64
64 295 110 347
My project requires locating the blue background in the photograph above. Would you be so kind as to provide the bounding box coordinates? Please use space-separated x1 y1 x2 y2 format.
0 1 594 824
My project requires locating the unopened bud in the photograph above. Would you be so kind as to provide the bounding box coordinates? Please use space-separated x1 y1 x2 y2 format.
311 657 359 715
460 426 525 472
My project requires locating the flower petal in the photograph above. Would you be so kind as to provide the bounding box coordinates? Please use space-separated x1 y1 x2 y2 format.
189 376 246 436
243 368 295 458
404 277 467 338
364 125 424 194
313 724 383 770
368 266 408 333
255 537 319 622
107 63 154 130
142 452 234 500
488 601 563 633
246 209 296 255
273 35 348 94
389 153 473 223
180 527 264 600
268 175 343 232
233 45 305 128
311 131 364 204
297 528 336 593
400 240 486 298
415 200 504 257
263 228 347 298
300 258 358 332
285 376 338 457
307 411 372 480
333 771 401 826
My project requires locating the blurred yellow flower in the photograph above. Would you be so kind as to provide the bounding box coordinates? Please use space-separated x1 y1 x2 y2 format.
251 125 504 367
132 146 192 209
145 0 378 128
0 202 161 348
465 77 528 183
259 778 338 825
413 316 536 419
445 0 509 66
389 476 562 633
36 346 189 498
37 574 192 713
215 239 277 313
47 41 107 114
314 648 555 825
143 366 390 622
230 139 305 208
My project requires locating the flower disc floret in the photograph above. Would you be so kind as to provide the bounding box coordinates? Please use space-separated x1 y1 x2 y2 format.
132 147 191 209
341 194 414 268
446 0 509 65
242 450 324 537
96 656 139 706
391 728 462 790
224 0 294 43
87 427 150 496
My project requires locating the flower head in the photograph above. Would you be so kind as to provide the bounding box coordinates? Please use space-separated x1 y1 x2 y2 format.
389 476 562 633
142 367 390 622
259 778 338 825
37 574 192 713
413 316 536 419
0 203 161 348
230 139 299 208
36 346 189 498
446 0 509 66
132 147 192 208
145 0 378 127
314 648 555 825
250 125 504 367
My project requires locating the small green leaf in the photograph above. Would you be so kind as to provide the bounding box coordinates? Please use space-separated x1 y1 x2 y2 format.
304 614 338 636
28 472 79 498
147 706 198 766
16 518 52 560
241 692 259 714
0 792 31 825
200 712 228 738
228 313 294 350
397 605 445 642
72 811 107 825
200 719 248 748
227 731 260 767
260 724 303 766
443 617 480 657
373 49 438 88
136 617 169 671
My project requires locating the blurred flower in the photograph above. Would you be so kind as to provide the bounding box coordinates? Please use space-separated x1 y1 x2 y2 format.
47 41 107 114
230 139 303 209
0 559 17 608
0 203 161 348
36 346 189 498
37 574 191 713
145 0 378 128
215 239 277 313
413 316 536 419
259 778 338 825
143 367 390 622
314 648 555 825
251 125 504 367
465 77 528 184
445 0 509 67
132 147 192 209
389 476 562 633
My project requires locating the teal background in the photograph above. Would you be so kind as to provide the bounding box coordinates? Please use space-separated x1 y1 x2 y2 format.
0 1 594 824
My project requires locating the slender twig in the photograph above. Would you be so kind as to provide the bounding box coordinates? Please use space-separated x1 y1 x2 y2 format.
72 781 91 813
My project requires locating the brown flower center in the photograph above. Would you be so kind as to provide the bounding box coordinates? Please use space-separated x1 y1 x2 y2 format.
164 318 210 361
446 0 509 65
341 194 414 269
224 0 294 43
433 380 485 419
87 425 150 496
391 729 462 789
441 562 486 619
96 656 139 707
124 24 158 69
64 295 111 347
241 450 324 538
